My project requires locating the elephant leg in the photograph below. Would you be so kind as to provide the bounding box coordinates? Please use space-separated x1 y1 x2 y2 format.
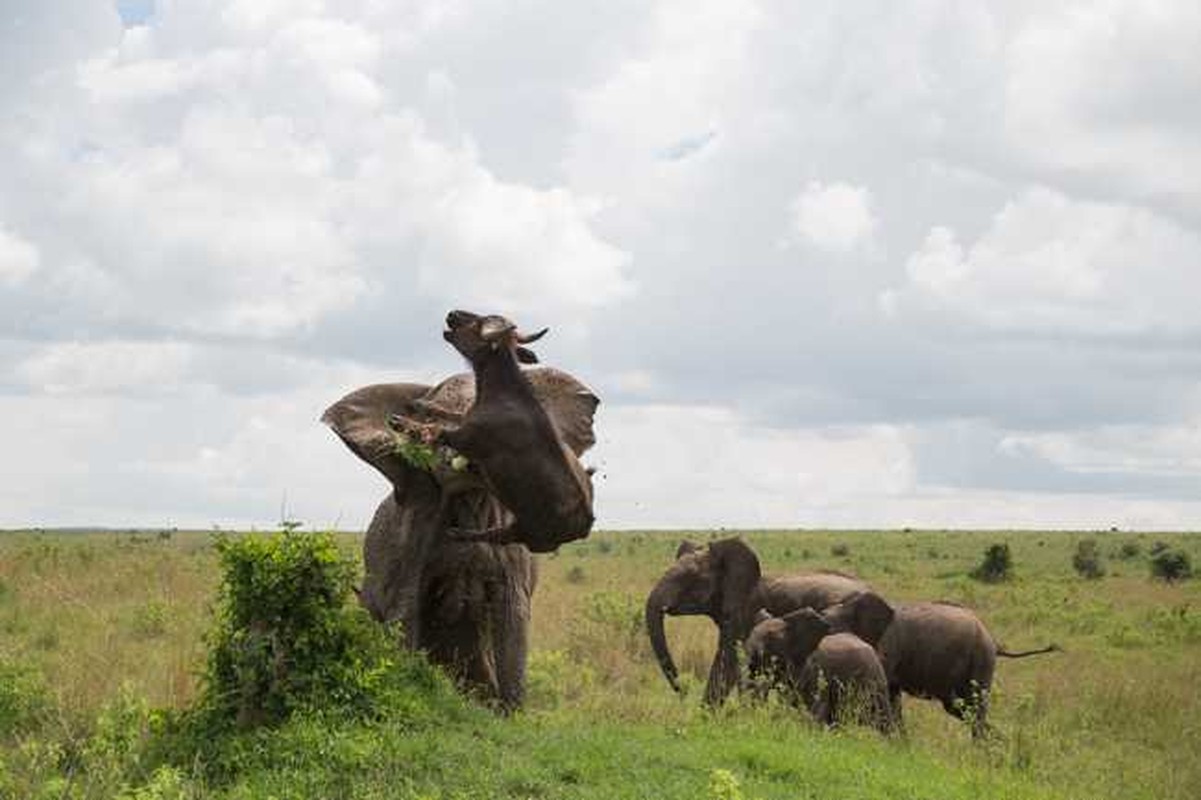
970 687 992 740
425 616 498 703
942 687 990 738
810 695 834 727
490 576 531 713
889 685 906 734
704 639 740 708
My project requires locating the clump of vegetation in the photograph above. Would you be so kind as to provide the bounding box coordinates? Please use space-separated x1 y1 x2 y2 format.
971 543 1012 583
389 428 469 473
0 655 49 736
709 768 749 800
1072 539 1105 579
831 543 850 557
196 530 432 729
1115 541 1141 560
566 565 587 585
1150 548 1193 583
130 600 169 640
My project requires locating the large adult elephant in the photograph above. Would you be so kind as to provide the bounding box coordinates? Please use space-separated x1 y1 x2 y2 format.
323 368 598 711
644 537 869 707
820 590 1058 736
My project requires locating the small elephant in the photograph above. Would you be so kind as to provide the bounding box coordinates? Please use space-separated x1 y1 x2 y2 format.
745 609 896 733
821 591 1058 737
645 537 870 706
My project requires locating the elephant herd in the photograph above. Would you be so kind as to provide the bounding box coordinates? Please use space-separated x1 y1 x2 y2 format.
646 537 1058 736
323 309 1056 733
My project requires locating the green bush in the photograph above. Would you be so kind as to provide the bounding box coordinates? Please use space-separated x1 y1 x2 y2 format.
1150 549 1193 583
130 601 169 640
831 543 850 557
0 655 50 737
1072 539 1105 579
971 543 1013 583
1116 541 1142 560
197 531 419 729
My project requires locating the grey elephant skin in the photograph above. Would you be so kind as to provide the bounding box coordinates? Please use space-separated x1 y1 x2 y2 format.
323 367 599 711
746 609 896 734
645 537 869 707
822 590 1058 736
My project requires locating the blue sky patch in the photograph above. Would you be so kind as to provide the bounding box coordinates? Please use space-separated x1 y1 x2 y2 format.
117 0 155 27
656 130 718 162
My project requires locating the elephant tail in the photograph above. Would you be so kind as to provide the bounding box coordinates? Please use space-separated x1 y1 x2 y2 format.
997 643 1059 658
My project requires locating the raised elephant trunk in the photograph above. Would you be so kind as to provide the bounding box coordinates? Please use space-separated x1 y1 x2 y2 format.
645 582 681 693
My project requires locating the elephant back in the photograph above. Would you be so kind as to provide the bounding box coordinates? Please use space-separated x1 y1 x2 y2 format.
760 572 869 616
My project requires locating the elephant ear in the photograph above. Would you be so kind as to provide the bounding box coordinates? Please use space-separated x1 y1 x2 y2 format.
846 591 895 647
676 540 702 560
708 537 762 635
782 608 831 662
523 367 600 457
321 382 434 489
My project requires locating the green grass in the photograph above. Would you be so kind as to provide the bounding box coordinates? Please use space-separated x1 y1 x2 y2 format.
2 528 1199 799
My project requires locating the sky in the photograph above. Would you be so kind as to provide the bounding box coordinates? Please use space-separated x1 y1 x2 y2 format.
2 0 1200 532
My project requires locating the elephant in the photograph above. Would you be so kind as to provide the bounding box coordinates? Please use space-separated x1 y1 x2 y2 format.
745 609 896 733
644 536 870 707
820 590 1059 736
322 367 599 711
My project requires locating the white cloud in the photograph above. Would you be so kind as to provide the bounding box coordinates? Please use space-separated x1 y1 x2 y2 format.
790 181 877 253
1000 424 1201 479
16 341 194 395
903 226 965 295
593 404 914 529
566 0 764 201
3 0 1201 531
889 186 1201 336
1004 1 1201 211
1 3 632 341
0 226 40 284
419 180 633 311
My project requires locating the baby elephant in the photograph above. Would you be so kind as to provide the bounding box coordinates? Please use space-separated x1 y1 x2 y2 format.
745 608 896 734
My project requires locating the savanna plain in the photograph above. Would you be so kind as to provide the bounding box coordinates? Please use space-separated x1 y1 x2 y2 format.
1 528 1198 799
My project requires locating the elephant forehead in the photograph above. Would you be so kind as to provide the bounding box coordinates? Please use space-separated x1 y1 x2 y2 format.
424 373 476 413
749 618 786 643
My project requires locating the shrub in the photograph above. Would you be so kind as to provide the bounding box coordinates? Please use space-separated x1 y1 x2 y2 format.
196 530 418 729
1116 541 1141 560
831 543 850 557
130 601 169 640
0 655 50 736
1150 549 1193 583
971 543 1012 583
566 565 586 585
1072 539 1105 579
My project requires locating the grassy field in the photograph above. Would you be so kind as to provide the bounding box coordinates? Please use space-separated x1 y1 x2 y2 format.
1 528 1198 798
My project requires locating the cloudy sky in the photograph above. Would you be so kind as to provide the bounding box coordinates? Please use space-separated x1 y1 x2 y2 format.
2 0 1200 531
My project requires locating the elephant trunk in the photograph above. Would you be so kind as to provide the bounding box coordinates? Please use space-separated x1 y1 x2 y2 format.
646 582 681 693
